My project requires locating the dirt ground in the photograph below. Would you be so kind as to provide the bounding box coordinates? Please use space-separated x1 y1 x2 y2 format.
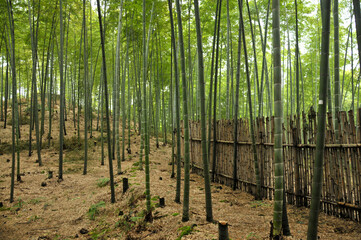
0 103 360 240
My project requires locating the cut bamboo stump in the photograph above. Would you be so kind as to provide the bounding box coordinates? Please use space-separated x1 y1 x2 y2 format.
123 178 129 193
159 197 165 207
218 221 229 240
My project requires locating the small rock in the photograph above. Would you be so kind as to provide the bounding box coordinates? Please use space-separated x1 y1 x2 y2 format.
80 228 89 234
41 182 47 187
37 236 50 240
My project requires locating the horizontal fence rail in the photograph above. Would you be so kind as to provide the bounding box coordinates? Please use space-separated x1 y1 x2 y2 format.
181 108 361 222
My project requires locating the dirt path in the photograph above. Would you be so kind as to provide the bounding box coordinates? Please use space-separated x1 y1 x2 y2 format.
0 107 360 240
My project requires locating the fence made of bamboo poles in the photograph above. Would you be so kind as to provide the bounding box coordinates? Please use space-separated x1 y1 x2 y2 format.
181 108 361 222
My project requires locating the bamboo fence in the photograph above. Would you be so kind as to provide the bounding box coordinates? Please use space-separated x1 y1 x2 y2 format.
181 108 361 222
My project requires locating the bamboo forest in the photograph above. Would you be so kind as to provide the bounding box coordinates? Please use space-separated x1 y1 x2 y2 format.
1 0 361 239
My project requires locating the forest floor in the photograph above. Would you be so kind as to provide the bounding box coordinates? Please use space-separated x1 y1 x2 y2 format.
0 102 361 240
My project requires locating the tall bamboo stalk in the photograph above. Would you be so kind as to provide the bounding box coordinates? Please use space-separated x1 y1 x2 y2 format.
115 0 124 174
83 0 89 175
272 0 283 236
7 0 17 203
233 0 242 190
142 0 155 213
212 0 222 182
96 0 116 203
168 0 182 204
193 0 213 222
307 0 331 238
58 0 65 180
353 1 361 71
174 0 191 222
334 0 340 139
240 0 261 200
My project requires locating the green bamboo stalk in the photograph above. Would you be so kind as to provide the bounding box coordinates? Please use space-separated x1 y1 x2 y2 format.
83 0 89 175
142 0 155 213
334 0 340 142
174 0 191 222
207 0 220 163
168 0 182 204
27 0 42 167
307 0 331 238
58 0 65 180
353 0 361 71
233 0 242 190
96 0 116 203
193 0 213 222
48 38 54 147
122 35 130 164
246 0 260 117
240 0 261 200
272 0 283 236
212 0 222 182
115 0 124 174
7 0 17 203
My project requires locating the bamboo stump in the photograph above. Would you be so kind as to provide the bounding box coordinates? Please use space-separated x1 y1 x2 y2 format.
218 221 229 240
123 178 129 193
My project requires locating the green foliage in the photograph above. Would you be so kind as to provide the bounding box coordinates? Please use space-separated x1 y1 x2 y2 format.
64 167 82 174
129 166 138 173
176 225 196 240
11 198 24 211
115 210 147 234
8 114 30 126
88 201 105 220
63 136 83 151
96 178 110 187
171 212 179 217
29 198 42 204
90 227 110 240
28 215 40 222
64 151 82 163
24 105 40 114
151 195 159 201
132 161 139 166
89 219 111 240
246 232 260 240
0 140 28 155
249 200 271 208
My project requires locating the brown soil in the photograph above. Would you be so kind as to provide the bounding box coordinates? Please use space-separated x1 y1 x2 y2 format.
0 104 360 240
